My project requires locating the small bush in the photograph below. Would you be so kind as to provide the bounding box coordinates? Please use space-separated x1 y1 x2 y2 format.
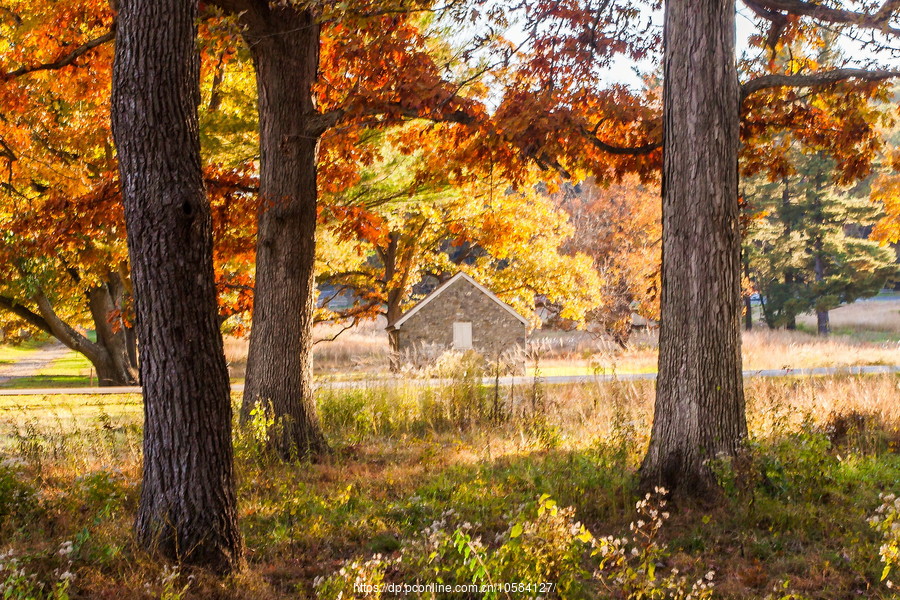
869 492 900 589
320 491 715 600
0 463 38 527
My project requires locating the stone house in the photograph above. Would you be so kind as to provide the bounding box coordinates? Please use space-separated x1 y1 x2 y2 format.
386 272 530 357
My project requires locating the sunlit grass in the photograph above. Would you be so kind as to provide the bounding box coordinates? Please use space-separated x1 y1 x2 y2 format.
0 337 50 364
0 374 898 597
0 350 95 389
3 307 892 390
37 351 93 377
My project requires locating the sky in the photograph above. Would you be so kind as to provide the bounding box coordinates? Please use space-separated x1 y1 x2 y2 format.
602 4 900 89
507 2 900 91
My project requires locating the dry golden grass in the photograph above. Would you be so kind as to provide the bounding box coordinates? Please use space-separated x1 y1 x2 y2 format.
744 372 900 436
222 300 900 380
1 372 899 598
741 328 900 369
501 373 900 454
527 327 900 375
224 320 391 379
796 298 900 335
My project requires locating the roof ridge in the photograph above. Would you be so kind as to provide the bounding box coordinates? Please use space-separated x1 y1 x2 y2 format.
387 272 529 329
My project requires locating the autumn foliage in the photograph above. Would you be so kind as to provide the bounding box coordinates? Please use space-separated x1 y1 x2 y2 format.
1 0 898 354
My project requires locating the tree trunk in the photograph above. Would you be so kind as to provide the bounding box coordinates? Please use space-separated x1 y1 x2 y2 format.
814 253 830 335
86 277 138 386
784 272 797 330
785 310 797 330
125 325 138 370
383 232 408 347
781 179 798 330
238 7 328 458
387 295 403 357
812 171 830 336
641 0 747 495
744 295 753 331
27 287 137 387
758 294 776 328
111 0 241 572
743 256 753 330
816 308 830 335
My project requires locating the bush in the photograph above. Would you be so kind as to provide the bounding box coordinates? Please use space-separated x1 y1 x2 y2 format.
319 491 716 600
0 462 38 527
869 492 900 590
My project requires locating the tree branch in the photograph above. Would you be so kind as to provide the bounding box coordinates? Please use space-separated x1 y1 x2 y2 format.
745 0 900 35
312 318 359 345
743 0 791 53
579 126 661 155
33 292 102 360
0 136 17 162
0 296 52 333
741 68 900 100
306 103 476 138
2 28 116 80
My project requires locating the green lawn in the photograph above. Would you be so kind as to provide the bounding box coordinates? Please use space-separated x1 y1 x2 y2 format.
0 337 51 364
39 351 93 377
0 347 95 389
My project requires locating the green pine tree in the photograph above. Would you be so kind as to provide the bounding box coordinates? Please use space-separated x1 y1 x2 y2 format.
744 148 897 335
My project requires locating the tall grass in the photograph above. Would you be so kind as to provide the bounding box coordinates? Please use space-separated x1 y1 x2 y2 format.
224 322 900 382
224 320 391 379
1 371 898 598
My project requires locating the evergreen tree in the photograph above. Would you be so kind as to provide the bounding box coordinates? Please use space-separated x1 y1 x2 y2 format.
745 148 897 334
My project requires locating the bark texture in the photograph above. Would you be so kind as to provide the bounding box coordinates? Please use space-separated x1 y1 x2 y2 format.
641 0 747 495
85 275 139 384
238 7 328 458
111 0 241 571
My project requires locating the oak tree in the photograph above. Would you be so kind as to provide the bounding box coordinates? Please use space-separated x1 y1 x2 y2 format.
556 176 661 345
111 0 242 570
0 2 258 384
642 0 900 494
318 134 601 344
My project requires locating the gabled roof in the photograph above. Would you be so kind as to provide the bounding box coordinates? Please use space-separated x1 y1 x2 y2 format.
388 272 530 329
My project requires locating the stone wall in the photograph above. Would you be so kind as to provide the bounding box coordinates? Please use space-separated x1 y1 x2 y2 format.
394 277 529 357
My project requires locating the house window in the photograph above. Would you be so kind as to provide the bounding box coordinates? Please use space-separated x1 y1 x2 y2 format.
452 322 472 349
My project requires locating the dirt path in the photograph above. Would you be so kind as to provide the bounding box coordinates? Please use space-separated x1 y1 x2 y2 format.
0 341 71 386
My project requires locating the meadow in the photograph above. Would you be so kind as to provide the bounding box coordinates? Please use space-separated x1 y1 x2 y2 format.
0 299 897 598
0 364 899 598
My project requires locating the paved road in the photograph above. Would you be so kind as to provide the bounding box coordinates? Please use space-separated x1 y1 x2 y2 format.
0 342 71 386
0 364 897 396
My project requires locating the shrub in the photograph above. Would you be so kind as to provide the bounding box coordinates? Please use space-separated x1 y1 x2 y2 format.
320 491 715 599
0 463 37 527
869 492 900 590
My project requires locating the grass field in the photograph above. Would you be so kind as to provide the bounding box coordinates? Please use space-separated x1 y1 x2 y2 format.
0 338 51 365
0 300 897 596
222 299 900 382
0 370 899 598
0 351 96 389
